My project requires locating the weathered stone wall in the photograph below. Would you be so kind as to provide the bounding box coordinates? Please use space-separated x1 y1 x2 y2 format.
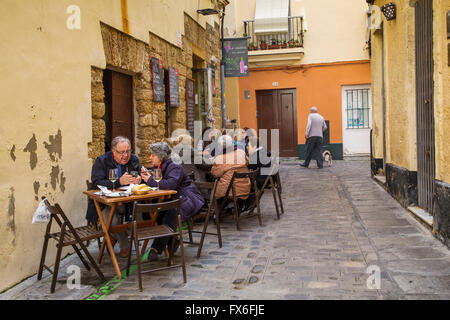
88 67 106 161
184 14 223 130
385 163 418 208
89 24 152 163
91 18 223 166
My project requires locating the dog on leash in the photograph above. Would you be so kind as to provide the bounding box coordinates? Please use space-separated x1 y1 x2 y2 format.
322 150 332 166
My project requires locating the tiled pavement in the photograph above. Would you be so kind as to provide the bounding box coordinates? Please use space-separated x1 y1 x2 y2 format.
2 160 450 300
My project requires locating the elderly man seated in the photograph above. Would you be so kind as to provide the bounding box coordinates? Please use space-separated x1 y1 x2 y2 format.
86 136 142 258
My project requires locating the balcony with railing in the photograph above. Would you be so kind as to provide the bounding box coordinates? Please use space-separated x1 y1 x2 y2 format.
243 16 305 67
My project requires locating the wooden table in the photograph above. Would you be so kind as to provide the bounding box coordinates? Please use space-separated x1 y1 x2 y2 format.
84 189 177 279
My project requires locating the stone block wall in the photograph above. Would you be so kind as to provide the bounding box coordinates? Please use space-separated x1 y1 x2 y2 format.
90 18 223 167
88 67 106 161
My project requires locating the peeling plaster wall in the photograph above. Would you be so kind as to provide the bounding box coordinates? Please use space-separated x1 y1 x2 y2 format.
0 0 225 292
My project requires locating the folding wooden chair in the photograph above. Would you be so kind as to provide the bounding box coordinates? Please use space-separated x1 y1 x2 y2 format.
185 179 223 258
37 197 106 293
219 169 262 231
126 198 186 292
257 163 284 219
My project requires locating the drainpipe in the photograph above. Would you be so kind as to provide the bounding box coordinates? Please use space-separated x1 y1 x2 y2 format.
220 6 226 129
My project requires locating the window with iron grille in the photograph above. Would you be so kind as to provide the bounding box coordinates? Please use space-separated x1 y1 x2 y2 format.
345 89 370 129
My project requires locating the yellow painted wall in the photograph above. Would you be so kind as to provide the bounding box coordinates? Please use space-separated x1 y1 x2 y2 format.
224 78 240 125
379 1 417 170
434 0 450 183
371 0 449 184
370 29 385 161
0 0 223 292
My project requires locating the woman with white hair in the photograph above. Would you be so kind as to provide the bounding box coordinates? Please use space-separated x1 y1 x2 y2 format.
211 135 250 202
140 142 205 261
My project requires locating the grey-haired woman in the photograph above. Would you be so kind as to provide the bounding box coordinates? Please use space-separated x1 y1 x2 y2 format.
140 142 205 261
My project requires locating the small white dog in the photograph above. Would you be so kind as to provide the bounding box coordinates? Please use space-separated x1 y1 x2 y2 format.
322 150 332 166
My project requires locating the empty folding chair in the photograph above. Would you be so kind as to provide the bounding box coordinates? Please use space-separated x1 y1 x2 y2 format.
185 179 223 258
37 197 105 293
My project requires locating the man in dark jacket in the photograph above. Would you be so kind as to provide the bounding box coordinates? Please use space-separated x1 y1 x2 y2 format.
86 136 141 257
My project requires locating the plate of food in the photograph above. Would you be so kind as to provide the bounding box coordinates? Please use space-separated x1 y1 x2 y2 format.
131 184 151 195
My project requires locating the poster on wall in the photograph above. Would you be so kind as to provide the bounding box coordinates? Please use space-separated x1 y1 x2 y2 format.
168 67 180 107
185 78 195 137
151 57 165 102
222 37 248 77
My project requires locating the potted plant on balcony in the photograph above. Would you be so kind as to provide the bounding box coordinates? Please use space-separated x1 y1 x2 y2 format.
259 40 267 50
288 38 296 47
281 40 287 49
248 42 257 51
269 38 279 49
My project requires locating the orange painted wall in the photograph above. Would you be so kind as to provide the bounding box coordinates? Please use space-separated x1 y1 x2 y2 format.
238 61 371 144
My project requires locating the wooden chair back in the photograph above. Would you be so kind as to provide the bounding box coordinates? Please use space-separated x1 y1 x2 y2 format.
38 197 105 293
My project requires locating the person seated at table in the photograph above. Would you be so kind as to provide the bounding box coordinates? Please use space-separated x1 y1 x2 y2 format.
85 136 142 258
140 142 205 261
211 135 250 212
247 136 272 190
201 127 222 160
170 134 210 183
232 127 247 152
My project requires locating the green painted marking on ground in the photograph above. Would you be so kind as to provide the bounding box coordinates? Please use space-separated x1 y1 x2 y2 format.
85 249 150 300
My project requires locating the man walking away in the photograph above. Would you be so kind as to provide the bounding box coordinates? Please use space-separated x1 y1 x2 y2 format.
300 106 327 169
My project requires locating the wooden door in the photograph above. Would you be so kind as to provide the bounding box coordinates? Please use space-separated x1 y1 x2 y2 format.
256 89 298 157
104 70 134 151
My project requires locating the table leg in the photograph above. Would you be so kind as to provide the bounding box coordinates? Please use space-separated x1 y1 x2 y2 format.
94 201 122 280
98 203 117 264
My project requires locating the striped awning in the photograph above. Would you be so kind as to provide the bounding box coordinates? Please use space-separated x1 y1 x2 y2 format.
254 0 289 34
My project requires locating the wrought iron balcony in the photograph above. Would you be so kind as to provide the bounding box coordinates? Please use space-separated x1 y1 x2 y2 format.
243 16 304 51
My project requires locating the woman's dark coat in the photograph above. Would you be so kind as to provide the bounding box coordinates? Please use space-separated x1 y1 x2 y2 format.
146 159 205 221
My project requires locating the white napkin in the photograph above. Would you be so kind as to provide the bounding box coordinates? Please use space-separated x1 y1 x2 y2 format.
97 185 111 195
125 184 137 193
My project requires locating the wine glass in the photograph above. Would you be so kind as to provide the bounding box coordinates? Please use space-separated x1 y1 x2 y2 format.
108 168 118 188
153 168 162 190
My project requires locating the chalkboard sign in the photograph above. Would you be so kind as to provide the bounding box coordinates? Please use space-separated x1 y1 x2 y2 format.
185 78 195 137
168 67 179 107
222 37 248 77
151 57 164 102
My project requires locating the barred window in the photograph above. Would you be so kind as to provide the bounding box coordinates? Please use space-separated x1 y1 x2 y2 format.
346 89 370 129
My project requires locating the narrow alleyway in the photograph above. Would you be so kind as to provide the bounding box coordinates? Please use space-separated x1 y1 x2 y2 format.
2 160 450 300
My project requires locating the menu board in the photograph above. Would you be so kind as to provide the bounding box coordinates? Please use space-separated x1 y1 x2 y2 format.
185 78 195 137
151 57 164 102
168 67 180 107
222 37 249 77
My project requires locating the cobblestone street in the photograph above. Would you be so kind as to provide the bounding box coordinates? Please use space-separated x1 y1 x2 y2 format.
2 160 450 300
